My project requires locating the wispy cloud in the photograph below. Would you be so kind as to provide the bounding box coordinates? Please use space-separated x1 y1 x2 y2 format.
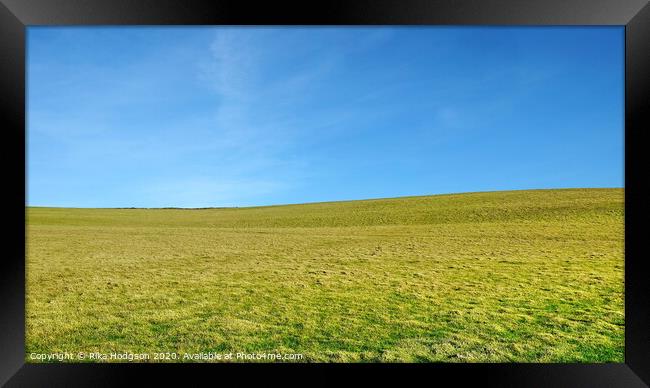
137 177 286 208
175 28 395 206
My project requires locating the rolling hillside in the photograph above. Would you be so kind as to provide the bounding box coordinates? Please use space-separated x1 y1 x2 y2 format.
26 188 624 362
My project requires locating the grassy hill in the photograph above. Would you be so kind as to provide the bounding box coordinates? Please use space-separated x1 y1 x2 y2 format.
26 188 624 362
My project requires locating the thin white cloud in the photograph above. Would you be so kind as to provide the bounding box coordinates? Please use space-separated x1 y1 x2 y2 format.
137 177 286 208
203 29 261 100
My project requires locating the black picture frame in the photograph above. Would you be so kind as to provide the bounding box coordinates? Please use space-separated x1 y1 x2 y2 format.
1 0 648 386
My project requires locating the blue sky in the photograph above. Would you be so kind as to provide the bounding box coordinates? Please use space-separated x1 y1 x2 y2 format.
27 27 624 208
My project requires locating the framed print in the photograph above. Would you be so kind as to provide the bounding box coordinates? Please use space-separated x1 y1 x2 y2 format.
1 0 649 386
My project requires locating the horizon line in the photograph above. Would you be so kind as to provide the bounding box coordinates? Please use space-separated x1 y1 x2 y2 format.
25 186 624 210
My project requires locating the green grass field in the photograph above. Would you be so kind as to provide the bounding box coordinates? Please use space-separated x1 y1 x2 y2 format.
26 188 624 362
